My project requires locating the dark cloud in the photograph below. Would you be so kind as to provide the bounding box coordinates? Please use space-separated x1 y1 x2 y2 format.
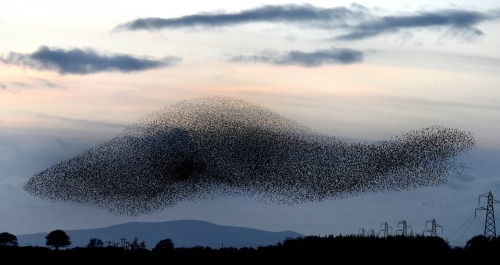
0 83 6 90
1 46 180 75
115 4 498 42
336 9 489 41
230 47 363 67
114 4 367 31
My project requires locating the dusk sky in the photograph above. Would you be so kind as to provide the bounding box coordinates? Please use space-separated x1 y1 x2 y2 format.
1 0 500 247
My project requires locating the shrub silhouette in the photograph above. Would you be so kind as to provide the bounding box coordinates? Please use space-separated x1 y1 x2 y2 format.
87 238 104 248
464 235 500 255
153 238 174 252
129 237 146 250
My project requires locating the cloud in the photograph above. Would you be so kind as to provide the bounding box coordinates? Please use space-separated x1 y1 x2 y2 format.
114 4 367 31
229 47 363 67
1 46 180 75
34 113 128 131
335 9 490 41
31 78 60 89
115 4 499 42
0 79 63 93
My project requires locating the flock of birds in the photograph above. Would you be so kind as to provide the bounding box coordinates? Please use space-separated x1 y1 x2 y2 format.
24 96 475 216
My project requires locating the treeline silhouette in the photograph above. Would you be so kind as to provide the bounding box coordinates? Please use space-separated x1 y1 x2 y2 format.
1 232 500 262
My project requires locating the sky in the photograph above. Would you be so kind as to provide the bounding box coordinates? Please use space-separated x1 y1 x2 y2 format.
1 0 500 248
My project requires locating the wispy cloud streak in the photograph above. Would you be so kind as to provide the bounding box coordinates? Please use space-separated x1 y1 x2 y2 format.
34 113 129 131
336 9 490 40
230 47 364 67
115 4 499 41
1 46 180 75
115 4 367 31
0 79 61 93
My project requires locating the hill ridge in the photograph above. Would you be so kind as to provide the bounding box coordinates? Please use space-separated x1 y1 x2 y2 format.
16 219 304 250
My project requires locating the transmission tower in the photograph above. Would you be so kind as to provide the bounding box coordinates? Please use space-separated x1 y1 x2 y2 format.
423 219 443 237
379 222 392 237
475 191 500 238
396 220 413 236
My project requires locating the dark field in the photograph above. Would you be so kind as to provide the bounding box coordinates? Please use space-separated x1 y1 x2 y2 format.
2 234 499 263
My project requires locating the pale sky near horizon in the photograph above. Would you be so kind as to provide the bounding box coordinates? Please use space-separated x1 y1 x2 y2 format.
1 0 500 248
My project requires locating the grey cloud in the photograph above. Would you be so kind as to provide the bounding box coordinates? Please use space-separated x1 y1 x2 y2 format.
33 78 59 89
11 82 31 88
115 4 499 42
230 47 363 67
0 78 59 90
0 79 62 92
1 46 180 75
114 4 367 31
336 9 490 40
26 78 62 89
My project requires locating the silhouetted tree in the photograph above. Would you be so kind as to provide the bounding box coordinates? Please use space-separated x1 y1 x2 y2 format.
464 234 487 251
45 229 71 250
130 237 146 250
463 234 500 256
87 238 104 248
153 238 174 252
0 232 18 247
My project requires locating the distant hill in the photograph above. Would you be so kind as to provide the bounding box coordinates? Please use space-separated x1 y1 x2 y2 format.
16 220 304 250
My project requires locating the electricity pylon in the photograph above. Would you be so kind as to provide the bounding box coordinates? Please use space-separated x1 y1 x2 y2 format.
423 219 443 237
396 220 413 236
475 191 500 238
379 222 392 237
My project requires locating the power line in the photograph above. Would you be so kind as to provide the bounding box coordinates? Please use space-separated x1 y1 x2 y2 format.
447 209 481 247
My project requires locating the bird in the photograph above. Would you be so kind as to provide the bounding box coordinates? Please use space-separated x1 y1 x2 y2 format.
24 96 475 216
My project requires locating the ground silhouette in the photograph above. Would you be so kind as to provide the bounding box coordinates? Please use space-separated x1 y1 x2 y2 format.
1 233 499 262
